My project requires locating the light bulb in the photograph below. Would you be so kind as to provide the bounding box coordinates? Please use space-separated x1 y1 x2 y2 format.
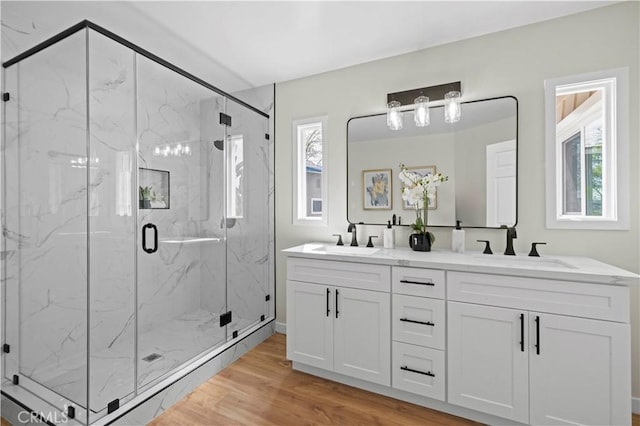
414 96 430 127
387 100 403 130
444 91 461 123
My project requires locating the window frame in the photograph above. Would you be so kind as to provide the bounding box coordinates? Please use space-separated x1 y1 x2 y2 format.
545 68 629 230
292 116 328 226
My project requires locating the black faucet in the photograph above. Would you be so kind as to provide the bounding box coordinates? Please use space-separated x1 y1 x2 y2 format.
347 223 358 247
504 226 517 255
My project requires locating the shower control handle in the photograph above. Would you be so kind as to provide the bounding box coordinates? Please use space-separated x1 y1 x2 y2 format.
142 223 158 254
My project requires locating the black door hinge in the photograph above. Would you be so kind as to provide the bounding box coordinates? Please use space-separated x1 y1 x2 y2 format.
2 93 10 102
107 399 119 414
3 344 10 353
260 314 265 322
232 330 238 339
219 112 232 127
265 294 270 302
67 406 75 419
12 374 19 385
220 311 232 327
265 133 270 140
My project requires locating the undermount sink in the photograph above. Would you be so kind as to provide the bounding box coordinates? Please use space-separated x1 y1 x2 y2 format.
472 254 576 270
310 244 380 255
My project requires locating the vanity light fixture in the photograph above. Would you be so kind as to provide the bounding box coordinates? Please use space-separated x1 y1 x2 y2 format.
444 90 461 123
386 81 462 130
386 100 403 130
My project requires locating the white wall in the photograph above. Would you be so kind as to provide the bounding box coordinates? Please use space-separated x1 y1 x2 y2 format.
275 2 640 398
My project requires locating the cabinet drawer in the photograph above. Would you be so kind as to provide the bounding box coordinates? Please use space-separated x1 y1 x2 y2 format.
448 271 629 322
393 295 445 349
287 257 390 292
392 267 445 299
392 342 444 401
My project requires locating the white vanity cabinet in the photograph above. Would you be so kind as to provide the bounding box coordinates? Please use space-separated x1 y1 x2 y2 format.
447 271 631 425
283 244 636 426
286 258 391 386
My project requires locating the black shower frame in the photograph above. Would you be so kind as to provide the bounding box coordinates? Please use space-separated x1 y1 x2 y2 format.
2 19 269 119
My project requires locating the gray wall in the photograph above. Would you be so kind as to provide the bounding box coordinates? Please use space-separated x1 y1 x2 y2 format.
275 2 640 398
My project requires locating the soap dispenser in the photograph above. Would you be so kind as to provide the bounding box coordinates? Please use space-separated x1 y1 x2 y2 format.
452 220 465 253
383 221 395 249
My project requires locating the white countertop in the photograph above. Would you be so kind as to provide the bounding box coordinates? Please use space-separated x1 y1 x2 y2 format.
282 242 639 286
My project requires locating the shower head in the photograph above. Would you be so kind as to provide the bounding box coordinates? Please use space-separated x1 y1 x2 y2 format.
213 140 224 151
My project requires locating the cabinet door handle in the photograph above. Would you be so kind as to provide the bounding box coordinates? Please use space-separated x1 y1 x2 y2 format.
335 289 339 319
535 315 540 355
400 366 435 377
400 318 434 326
400 279 434 286
326 288 330 317
519 313 524 352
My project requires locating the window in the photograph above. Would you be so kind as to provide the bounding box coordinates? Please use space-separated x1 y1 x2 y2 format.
545 68 629 229
293 117 327 225
227 134 243 219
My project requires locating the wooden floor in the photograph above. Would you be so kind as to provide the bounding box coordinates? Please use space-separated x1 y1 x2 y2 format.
150 333 479 425
0 333 639 425
151 333 640 425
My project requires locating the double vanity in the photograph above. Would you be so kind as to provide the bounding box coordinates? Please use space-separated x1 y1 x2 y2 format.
283 243 637 425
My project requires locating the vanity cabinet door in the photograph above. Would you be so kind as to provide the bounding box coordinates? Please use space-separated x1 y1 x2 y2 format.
448 301 529 423
334 287 391 386
286 281 333 370
529 313 631 426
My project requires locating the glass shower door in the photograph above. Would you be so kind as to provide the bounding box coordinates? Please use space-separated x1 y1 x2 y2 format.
3 30 89 418
135 55 228 389
224 99 271 338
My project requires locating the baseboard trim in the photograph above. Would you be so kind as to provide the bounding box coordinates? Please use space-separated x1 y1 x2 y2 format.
633 397 640 414
275 321 286 334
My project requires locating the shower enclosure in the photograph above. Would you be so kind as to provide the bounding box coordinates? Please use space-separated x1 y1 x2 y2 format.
1 21 274 424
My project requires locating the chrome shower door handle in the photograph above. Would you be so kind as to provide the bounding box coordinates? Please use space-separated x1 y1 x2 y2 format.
142 223 158 254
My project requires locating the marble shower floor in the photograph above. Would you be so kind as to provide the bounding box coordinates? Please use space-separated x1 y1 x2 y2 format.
32 310 255 412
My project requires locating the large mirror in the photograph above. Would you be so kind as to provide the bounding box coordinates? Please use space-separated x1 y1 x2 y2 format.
347 96 518 228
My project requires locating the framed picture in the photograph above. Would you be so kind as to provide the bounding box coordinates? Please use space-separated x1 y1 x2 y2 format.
139 168 170 209
402 165 438 210
362 169 392 210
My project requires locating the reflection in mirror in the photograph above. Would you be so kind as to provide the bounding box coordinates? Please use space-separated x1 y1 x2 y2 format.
347 96 518 228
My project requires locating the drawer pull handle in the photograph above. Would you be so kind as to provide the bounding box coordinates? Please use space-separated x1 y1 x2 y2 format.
399 318 434 326
400 366 435 377
399 279 435 286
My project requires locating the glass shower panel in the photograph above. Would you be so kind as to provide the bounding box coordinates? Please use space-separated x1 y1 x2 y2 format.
87 30 136 415
135 55 227 389
224 99 271 338
3 31 89 410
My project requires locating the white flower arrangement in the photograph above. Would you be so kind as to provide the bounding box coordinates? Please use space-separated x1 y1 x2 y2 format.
399 164 449 242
